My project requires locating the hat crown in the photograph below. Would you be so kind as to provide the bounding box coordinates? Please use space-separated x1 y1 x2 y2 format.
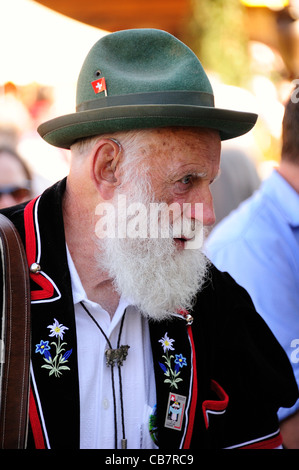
76 28 213 106
38 28 257 149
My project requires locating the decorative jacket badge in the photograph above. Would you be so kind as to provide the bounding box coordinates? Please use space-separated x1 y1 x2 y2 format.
35 318 73 377
158 332 187 390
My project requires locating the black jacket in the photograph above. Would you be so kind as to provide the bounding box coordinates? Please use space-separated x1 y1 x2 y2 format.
1 178 298 449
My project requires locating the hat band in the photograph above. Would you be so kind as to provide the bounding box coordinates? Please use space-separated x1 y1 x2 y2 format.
76 91 215 113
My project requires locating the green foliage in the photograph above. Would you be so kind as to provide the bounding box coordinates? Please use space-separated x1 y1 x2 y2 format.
188 0 251 86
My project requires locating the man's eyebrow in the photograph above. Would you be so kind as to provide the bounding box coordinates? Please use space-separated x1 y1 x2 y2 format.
186 171 208 178
182 169 221 183
168 170 207 181
166 166 220 185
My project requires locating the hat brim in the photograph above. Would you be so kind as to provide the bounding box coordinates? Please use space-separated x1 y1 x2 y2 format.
38 104 258 149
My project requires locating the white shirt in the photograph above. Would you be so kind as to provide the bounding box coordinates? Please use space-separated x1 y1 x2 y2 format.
66 248 157 449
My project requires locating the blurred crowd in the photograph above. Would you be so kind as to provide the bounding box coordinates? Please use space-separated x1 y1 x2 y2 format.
0 81 70 208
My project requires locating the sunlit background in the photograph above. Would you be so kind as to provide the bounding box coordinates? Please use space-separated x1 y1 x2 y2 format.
0 0 298 201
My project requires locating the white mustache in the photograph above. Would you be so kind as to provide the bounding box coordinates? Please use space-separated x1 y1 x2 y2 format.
95 195 204 249
170 216 199 238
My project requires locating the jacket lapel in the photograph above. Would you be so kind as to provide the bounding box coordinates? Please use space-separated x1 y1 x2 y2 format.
24 180 80 449
149 313 197 449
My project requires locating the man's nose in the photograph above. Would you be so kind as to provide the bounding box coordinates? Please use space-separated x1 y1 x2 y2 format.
184 190 216 227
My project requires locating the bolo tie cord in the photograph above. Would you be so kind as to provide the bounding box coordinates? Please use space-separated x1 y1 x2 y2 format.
80 301 128 449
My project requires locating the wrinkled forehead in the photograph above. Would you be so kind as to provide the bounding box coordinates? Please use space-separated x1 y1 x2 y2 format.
138 127 221 169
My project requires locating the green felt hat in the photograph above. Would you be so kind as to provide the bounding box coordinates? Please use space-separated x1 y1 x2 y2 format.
38 28 258 149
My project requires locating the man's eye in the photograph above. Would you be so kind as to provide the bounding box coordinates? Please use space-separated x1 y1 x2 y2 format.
181 175 192 185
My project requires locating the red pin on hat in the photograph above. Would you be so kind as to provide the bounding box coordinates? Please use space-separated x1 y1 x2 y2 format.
91 77 107 96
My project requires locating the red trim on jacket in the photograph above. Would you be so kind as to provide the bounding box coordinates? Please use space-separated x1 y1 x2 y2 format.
24 198 54 300
202 379 229 429
239 432 283 449
183 325 198 449
29 387 46 449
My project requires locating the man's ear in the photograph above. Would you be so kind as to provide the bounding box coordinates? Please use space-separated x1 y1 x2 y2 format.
91 138 122 200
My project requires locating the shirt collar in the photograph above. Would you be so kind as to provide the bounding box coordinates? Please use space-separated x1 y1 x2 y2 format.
66 245 88 305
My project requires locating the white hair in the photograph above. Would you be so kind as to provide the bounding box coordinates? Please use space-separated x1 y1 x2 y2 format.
70 129 158 198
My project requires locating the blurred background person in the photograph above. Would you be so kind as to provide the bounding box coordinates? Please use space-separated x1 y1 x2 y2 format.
0 80 70 197
205 92 299 448
211 146 261 226
0 146 33 209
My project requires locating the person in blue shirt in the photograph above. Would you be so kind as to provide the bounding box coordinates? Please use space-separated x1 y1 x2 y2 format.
205 92 299 448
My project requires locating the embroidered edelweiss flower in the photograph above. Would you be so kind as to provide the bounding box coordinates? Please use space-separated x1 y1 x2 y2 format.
159 332 175 353
47 318 69 339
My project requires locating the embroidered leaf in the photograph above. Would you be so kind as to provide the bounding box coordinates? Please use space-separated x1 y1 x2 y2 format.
43 358 52 364
162 354 173 368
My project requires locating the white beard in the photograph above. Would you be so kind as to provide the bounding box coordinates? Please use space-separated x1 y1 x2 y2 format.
98 232 209 321
95 173 209 321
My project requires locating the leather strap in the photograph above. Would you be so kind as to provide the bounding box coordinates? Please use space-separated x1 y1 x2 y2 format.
0 213 31 448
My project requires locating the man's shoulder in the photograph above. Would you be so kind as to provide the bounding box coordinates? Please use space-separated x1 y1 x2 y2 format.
196 262 256 314
204 262 251 293
0 178 66 239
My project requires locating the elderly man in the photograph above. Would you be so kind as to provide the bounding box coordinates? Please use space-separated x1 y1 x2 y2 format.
1 29 297 450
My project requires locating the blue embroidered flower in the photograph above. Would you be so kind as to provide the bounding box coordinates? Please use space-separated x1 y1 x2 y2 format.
35 340 50 355
159 362 167 373
43 349 52 361
174 354 187 369
62 349 73 362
